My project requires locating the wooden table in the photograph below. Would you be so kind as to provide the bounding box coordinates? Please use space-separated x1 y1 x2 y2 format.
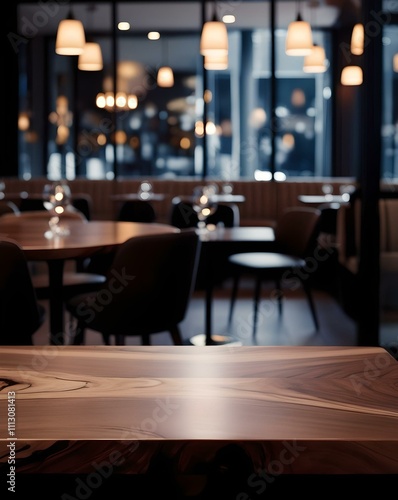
0 219 178 345
0 345 397 495
194 226 275 345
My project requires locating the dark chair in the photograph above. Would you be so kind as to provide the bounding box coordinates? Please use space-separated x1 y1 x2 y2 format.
227 207 321 339
67 229 201 346
0 201 20 216
117 200 156 222
0 240 45 344
0 210 107 301
170 196 239 229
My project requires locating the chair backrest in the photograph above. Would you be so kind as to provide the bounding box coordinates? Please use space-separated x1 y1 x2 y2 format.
117 200 156 223
85 229 200 336
170 197 238 228
0 239 43 344
275 207 321 257
0 201 20 217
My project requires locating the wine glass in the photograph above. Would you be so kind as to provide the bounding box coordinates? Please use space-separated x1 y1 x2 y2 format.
192 185 218 234
42 181 72 236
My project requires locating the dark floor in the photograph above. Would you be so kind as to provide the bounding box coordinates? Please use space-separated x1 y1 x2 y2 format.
33 276 398 356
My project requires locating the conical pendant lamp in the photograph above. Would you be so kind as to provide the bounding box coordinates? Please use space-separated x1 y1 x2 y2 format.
200 0 228 57
303 44 327 73
285 1 313 56
351 23 364 55
55 11 85 56
78 41 103 71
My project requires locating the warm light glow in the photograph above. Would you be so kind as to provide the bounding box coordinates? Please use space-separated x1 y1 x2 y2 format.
285 16 313 56
55 18 85 55
78 42 103 71
96 93 106 108
148 31 160 40
249 108 267 129
200 21 228 56
394 53 398 72
222 15 235 24
195 120 204 137
157 66 174 87
118 22 130 31
351 23 364 55
18 113 30 131
56 124 69 145
114 130 127 144
180 137 191 149
204 89 213 103
204 52 228 70
205 121 217 135
291 89 306 107
115 92 127 108
127 95 138 109
105 92 115 108
97 133 106 146
282 133 295 150
341 66 363 86
303 45 327 73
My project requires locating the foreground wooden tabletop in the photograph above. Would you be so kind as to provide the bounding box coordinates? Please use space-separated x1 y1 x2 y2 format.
0 345 397 477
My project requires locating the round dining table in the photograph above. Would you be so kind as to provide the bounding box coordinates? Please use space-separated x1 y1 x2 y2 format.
0 218 179 345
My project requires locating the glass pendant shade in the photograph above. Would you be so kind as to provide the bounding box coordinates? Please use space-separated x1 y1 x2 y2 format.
285 15 313 56
351 23 364 55
204 52 228 70
341 66 363 86
78 42 103 71
200 20 228 56
55 18 86 55
157 66 174 87
303 45 327 73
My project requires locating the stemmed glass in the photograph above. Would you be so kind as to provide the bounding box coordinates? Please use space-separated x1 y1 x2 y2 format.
192 185 218 234
42 181 72 237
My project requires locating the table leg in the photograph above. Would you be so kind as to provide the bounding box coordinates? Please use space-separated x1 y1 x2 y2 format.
46 259 65 345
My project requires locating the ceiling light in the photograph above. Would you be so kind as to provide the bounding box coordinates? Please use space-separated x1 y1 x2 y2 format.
303 45 327 73
78 42 103 71
341 66 363 86
157 67 174 87
118 22 130 31
204 52 228 70
55 12 85 55
148 31 160 40
351 23 364 55
222 15 235 24
200 1 228 57
285 13 313 56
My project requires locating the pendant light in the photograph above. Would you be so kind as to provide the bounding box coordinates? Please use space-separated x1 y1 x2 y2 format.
78 41 103 71
285 1 313 56
341 66 363 86
200 0 228 57
55 10 85 56
78 6 103 71
350 23 364 55
157 37 174 87
204 52 228 70
303 44 327 73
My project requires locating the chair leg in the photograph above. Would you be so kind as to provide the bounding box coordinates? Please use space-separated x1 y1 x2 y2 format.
253 277 262 339
142 333 151 345
228 273 240 329
275 279 282 316
115 334 125 345
302 280 319 330
169 325 183 345
72 321 86 345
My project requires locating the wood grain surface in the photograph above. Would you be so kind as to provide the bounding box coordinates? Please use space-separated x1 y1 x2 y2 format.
0 345 397 476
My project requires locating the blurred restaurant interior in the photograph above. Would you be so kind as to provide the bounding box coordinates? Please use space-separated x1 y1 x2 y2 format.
2 0 398 353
